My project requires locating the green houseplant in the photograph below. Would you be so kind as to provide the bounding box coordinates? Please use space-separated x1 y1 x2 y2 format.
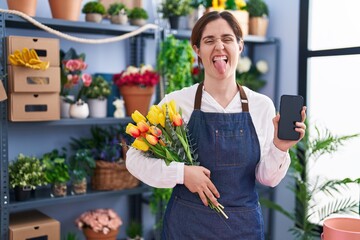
128 7 149 26
126 220 143 240
82 1 106 23
42 149 70 197
84 75 111 118
69 148 96 195
9 153 47 201
160 0 192 29
157 35 194 95
246 0 269 36
107 2 129 25
261 124 360 239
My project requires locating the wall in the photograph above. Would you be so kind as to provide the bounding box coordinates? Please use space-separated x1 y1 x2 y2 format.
266 0 300 239
0 0 302 239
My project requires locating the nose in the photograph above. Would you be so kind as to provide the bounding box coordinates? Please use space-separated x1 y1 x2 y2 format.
215 39 224 50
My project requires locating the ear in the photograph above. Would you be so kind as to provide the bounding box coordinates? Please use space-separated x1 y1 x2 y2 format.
239 39 244 53
193 45 200 56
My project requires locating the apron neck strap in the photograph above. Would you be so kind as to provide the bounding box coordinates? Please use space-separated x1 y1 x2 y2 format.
194 82 249 112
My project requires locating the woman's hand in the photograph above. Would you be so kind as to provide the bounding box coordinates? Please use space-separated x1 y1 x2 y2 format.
183 165 220 207
273 106 307 152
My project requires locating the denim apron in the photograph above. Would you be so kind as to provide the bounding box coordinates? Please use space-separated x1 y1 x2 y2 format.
162 83 264 240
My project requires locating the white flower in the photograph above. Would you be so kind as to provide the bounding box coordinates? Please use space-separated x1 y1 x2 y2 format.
123 66 139 76
140 64 154 74
256 60 269 74
237 56 252 73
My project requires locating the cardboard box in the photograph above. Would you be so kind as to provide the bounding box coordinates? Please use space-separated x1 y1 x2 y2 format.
9 92 60 122
100 0 142 9
9 210 60 240
8 66 60 93
7 36 60 67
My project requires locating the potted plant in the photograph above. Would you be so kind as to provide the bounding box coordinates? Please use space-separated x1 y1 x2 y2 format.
107 2 129 25
82 1 106 23
246 0 269 36
75 208 123 238
60 48 92 119
225 0 249 36
128 7 149 26
159 0 192 29
260 124 360 239
113 64 160 116
42 149 70 197
7 0 37 16
126 220 143 240
9 153 47 201
236 56 268 91
157 35 193 94
83 75 112 118
68 148 96 195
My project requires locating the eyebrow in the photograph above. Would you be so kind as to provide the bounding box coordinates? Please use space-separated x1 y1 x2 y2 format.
202 34 235 40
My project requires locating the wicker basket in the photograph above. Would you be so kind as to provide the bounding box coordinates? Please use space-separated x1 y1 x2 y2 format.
91 160 140 191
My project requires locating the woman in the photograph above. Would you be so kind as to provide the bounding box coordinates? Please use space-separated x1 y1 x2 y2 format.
126 11 306 239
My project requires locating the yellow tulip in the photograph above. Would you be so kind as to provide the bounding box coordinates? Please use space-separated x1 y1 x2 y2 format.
131 110 146 123
147 105 162 125
137 120 149 133
149 126 162 137
132 138 149 151
125 123 141 138
146 134 158 145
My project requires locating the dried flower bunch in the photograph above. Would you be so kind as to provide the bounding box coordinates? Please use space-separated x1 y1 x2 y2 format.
113 64 160 88
75 208 123 234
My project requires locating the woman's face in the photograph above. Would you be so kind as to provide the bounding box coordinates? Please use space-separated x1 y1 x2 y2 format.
193 18 243 80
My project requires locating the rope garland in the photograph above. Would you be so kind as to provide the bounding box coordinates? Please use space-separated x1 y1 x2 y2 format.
0 8 159 44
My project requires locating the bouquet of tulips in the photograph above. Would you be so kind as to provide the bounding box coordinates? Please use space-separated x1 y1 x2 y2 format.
125 100 228 219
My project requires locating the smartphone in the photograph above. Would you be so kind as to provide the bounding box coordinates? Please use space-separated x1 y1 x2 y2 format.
278 95 304 140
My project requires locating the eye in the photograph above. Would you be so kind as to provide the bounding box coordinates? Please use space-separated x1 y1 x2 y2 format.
204 39 214 44
222 37 233 42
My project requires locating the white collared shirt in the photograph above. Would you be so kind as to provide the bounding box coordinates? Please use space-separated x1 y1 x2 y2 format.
126 84 290 188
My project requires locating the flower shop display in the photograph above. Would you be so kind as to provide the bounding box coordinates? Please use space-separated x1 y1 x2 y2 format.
82 1 106 23
125 100 228 219
84 75 112 118
236 56 268 91
113 64 160 116
107 2 129 25
75 208 123 239
128 7 148 26
69 149 96 195
41 149 70 197
246 0 269 36
60 48 92 118
9 153 47 201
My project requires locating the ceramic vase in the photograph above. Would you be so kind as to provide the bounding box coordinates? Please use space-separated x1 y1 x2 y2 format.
88 98 107 118
48 0 82 21
85 13 103 23
69 100 89 119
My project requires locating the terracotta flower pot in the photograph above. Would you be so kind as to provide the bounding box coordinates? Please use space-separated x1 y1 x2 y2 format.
7 0 37 16
48 0 82 21
83 228 119 240
119 85 155 116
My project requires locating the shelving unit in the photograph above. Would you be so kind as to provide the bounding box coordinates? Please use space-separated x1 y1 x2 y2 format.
0 13 159 239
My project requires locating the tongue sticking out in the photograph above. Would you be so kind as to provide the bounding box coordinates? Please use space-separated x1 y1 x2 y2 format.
214 59 227 74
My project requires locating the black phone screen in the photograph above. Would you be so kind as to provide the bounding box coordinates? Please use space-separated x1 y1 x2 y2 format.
278 95 304 140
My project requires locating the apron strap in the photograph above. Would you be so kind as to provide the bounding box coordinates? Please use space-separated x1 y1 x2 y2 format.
194 82 249 112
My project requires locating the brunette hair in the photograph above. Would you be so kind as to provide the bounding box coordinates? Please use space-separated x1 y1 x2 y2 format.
190 11 243 49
